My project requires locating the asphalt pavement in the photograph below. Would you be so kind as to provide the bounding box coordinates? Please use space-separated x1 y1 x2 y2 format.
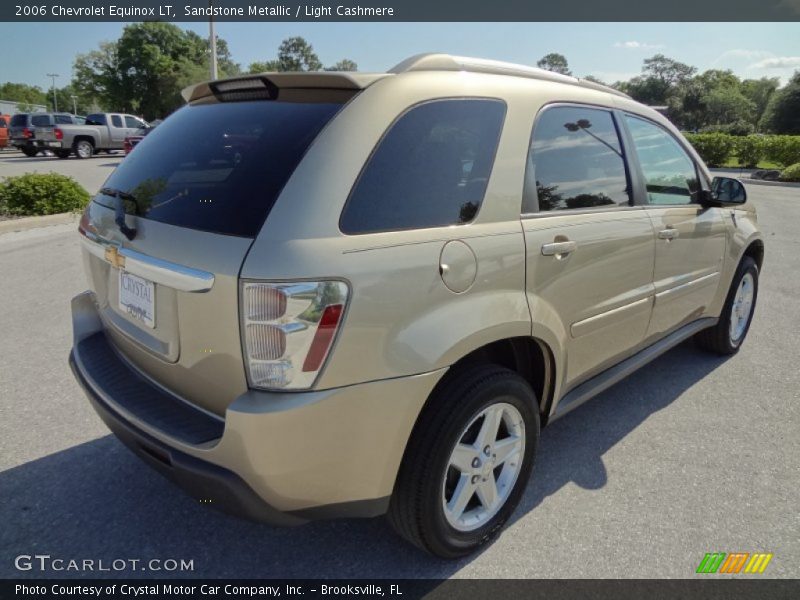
0 149 122 194
0 178 798 579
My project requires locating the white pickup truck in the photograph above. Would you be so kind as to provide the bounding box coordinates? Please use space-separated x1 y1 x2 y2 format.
37 112 150 159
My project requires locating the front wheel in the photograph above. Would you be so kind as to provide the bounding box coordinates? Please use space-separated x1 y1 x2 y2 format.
388 365 539 558
73 140 94 159
696 256 759 355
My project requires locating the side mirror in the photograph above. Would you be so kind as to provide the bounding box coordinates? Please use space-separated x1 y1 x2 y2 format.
703 176 747 207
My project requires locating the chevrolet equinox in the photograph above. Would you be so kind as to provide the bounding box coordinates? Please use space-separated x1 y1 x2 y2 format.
70 54 764 558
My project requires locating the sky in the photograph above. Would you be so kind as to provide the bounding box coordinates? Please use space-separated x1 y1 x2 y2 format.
1 21 799 93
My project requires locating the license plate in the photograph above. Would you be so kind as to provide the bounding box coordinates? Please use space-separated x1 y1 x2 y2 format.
119 270 155 329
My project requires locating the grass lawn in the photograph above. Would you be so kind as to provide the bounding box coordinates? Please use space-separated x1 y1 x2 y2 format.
720 156 782 169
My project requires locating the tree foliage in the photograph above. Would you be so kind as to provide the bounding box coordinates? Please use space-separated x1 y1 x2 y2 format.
73 22 239 120
760 72 800 134
536 53 571 75
248 37 356 73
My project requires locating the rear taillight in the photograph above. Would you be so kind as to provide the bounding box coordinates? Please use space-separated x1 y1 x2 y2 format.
54 128 63 140
241 281 349 390
22 127 31 138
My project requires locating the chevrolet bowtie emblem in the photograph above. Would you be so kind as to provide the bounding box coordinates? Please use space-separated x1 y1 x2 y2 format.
104 246 126 269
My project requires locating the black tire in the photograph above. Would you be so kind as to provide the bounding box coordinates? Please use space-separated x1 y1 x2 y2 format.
73 139 94 159
388 365 539 558
21 147 38 157
55 150 71 159
696 256 758 355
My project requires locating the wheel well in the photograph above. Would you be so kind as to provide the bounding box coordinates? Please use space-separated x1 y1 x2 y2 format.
450 337 555 425
73 136 95 147
743 240 764 271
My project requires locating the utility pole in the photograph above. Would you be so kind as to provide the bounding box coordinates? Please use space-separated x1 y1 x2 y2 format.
71 95 77 115
209 0 218 80
46 73 59 112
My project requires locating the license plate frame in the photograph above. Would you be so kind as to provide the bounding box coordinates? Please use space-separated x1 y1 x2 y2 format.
118 270 156 329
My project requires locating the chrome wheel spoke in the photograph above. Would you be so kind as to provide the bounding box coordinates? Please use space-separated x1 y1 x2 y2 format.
447 473 476 520
450 443 476 472
476 404 503 450
476 475 499 511
492 436 521 466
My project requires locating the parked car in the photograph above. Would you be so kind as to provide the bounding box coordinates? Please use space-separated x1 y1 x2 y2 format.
124 119 161 155
8 112 82 156
69 54 764 558
36 112 150 159
0 114 9 148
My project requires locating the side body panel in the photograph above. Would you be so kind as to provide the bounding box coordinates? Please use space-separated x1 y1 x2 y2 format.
645 206 727 339
523 210 656 392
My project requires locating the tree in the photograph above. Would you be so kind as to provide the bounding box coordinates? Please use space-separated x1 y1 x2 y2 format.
582 75 606 85
248 37 356 73
72 22 239 121
741 77 779 127
0 82 47 108
536 53 571 76
760 72 800 134
642 54 696 86
326 59 358 72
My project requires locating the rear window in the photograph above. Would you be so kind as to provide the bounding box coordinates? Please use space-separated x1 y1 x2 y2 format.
86 114 106 126
0 118 6 129
94 98 347 237
31 115 51 127
55 114 73 124
10 114 28 127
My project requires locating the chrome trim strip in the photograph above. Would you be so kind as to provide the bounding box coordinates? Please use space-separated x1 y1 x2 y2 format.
570 297 652 339
80 232 215 293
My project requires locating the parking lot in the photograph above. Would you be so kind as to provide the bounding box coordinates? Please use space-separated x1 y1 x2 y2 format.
0 149 122 195
0 156 798 579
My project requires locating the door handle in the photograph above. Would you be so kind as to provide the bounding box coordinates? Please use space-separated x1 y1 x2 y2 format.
541 240 577 256
658 228 679 240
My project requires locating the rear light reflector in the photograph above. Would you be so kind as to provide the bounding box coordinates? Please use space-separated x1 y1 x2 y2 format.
302 304 343 372
241 281 348 390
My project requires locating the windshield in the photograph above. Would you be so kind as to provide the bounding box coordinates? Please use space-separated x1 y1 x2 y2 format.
94 98 347 237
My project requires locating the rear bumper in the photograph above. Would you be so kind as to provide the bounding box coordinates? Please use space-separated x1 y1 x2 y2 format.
69 291 444 524
11 139 63 149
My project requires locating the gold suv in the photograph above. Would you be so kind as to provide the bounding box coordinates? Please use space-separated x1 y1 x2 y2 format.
69 54 764 558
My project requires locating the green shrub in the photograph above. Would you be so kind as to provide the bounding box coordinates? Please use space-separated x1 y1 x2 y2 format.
0 173 90 216
684 133 736 167
780 163 800 182
763 136 800 168
735 136 766 168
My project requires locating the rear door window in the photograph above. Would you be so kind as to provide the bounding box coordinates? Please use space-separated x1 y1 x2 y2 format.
526 105 630 213
340 99 506 234
111 115 123 128
94 97 348 237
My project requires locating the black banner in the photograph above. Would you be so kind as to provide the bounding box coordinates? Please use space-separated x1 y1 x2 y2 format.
3 579 800 600
2 0 799 22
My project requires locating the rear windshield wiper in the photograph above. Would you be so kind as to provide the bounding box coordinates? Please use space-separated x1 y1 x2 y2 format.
99 187 138 240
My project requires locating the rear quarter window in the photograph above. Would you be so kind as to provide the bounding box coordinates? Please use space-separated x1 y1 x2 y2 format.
340 98 506 234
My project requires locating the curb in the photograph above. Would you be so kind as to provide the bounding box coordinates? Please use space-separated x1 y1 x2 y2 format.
0 212 79 235
710 169 800 189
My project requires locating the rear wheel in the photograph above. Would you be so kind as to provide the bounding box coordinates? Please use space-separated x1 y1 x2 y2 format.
55 150 71 159
21 147 38 157
73 139 94 159
696 256 758 355
388 365 539 558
